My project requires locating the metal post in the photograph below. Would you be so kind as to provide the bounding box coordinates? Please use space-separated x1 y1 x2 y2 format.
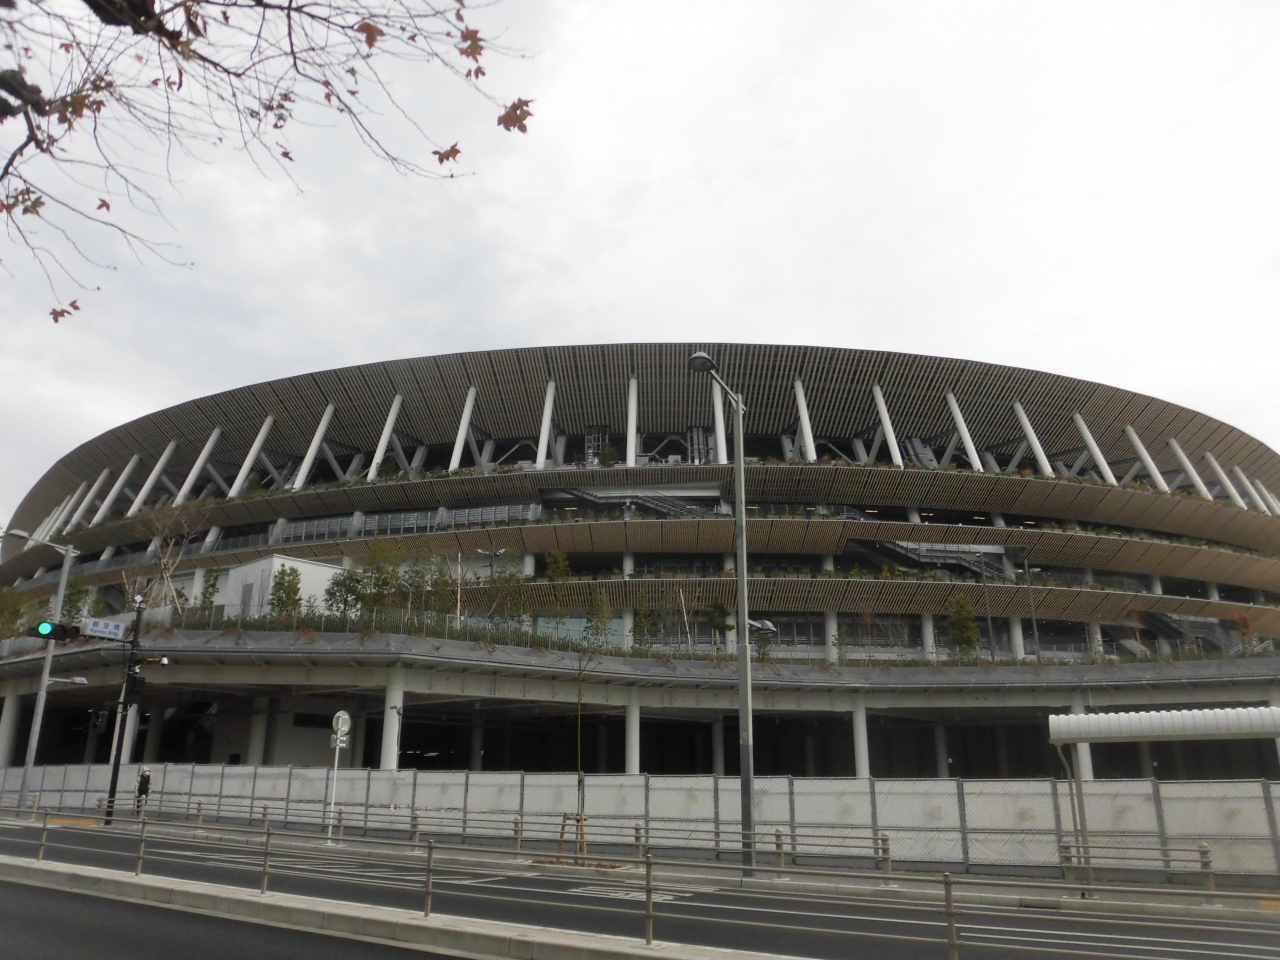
774 829 784 871
260 826 273 894
635 822 643 862
105 599 144 825
644 854 654 945
412 813 421 846
787 775 796 862
461 769 470 843
1199 843 1215 900
424 840 435 917
713 775 721 861
944 872 958 960
513 816 521 857
880 832 892 878
1151 778 1171 874
37 811 49 861
1262 779 1280 879
18 544 77 810
956 778 969 871
135 816 147 875
729 388 755 869
196 800 204 826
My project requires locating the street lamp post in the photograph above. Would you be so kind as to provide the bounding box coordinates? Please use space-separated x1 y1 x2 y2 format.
688 352 757 868
5 529 79 809
104 596 146 825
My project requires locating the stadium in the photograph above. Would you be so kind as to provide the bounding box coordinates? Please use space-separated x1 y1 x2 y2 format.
2 342 1280 785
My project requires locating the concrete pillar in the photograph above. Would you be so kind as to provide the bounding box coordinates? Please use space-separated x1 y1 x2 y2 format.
191 567 206 607
596 724 608 774
246 696 269 766
381 666 405 771
934 725 949 778
1203 452 1247 509
83 722 100 765
995 727 1010 778
870 385 903 468
793 379 818 462
1009 617 1025 660
367 394 404 482
1071 413 1117 486
852 697 870 779
824 610 838 664
0 694 20 768
142 706 164 764
711 381 728 465
1207 582 1220 602
535 381 556 470
803 736 817 777
624 702 640 775
622 552 636 649
470 720 483 772
1087 621 1104 658
627 376 639 467
944 391 983 472
1167 438 1213 501
906 506 922 523
711 716 725 776
448 386 478 473
921 613 936 661
126 441 179 517
1070 696 1094 781
1150 574 1162 595
1012 402 1054 478
523 553 536 577
113 704 141 765
1123 425 1169 492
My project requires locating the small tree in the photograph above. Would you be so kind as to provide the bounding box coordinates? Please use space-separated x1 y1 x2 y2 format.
545 550 571 582
197 570 219 614
360 544 404 611
324 567 364 616
1235 613 1256 655
944 596 980 657
0 586 30 639
582 584 613 649
269 564 303 618
707 599 731 650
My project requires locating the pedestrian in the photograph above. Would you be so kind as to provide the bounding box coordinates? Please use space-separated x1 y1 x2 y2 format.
136 767 151 817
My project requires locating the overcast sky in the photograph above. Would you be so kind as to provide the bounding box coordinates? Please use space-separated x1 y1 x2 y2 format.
3 1 1280 525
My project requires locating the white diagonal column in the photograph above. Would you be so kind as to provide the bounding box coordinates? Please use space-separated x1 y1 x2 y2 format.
1203 452 1247 509
292 405 335 492
367 394 404 482
1071 413 1117 486
125 441 178 517
944 391 982 472
793 379 817 463
1232 466 1271 515
711 380 728 465
90 455 141 527
1167 439 1212 501
50 482 89 535
229 416 275 498
1123 425 1168 492
535 381 556 470
64 468 111 534
1256 480 1280 516
448 387 478 473
870 385 903 468
1012 402 1054 478
175 428 223 505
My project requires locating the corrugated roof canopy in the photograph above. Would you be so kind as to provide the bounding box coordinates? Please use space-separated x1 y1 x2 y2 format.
1049 707 1280 743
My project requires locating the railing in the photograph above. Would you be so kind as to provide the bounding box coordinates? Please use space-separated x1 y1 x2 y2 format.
2 803 1277 960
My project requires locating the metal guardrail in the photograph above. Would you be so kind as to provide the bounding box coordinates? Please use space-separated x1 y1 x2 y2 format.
2 803 1277 960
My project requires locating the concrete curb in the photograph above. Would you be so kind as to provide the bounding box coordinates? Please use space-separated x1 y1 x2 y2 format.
0 853 806 960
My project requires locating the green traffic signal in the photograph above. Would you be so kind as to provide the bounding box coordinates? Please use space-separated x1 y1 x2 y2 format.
36 621 54 636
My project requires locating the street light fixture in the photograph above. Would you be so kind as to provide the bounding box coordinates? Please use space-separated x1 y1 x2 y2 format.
4 528 79 809
687 351 758 868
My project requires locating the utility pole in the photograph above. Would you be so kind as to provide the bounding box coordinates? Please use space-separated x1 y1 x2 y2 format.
105 597 146 824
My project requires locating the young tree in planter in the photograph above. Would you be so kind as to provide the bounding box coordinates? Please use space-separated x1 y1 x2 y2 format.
323 567 363 617
268 564 302 620
944 595 980 658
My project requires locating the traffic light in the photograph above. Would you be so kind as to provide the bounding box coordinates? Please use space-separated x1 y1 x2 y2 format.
26 621 78 641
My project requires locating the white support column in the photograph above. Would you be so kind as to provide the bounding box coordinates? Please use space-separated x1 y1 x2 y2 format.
381 666 404 770
246 696 269 766
1070 695 1094 781
65 468 112 533
367 394 404 482
870 384 903 468
711 717 725 776
1009 617 1025 660
1233 466 1272 515
622 552 636 649
292 406 335 492
1012 402 1054 478
142 707 165 764
1256 480 1280 516
626 376 640 467
51 482 89 536
921 612 936 661
536 381 556 470
852 697 870 779
944 392 983 472
0 694 20 767
711 380 728 465
823 610 838 664
1071 413 1117 486
410 445 429 477
1150 574 1162 595
793 379 818 463
1123 426 1169 492
30 498 69 546
229 416 275 499
114 704 141 765
1202 452 1247 509
1087 621 1104 658
175 428 224 504
1167 439 1212 501
1207 582 1220 602
624 701 640 775
934 725 949 778
448 387 478 473
125 441 178 517
523 553 537 577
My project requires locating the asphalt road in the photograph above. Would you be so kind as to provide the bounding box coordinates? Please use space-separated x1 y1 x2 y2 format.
1 818 1278 960
0 879 451 960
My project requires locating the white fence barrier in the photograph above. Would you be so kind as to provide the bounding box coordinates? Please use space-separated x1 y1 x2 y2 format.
3 765 1279 874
